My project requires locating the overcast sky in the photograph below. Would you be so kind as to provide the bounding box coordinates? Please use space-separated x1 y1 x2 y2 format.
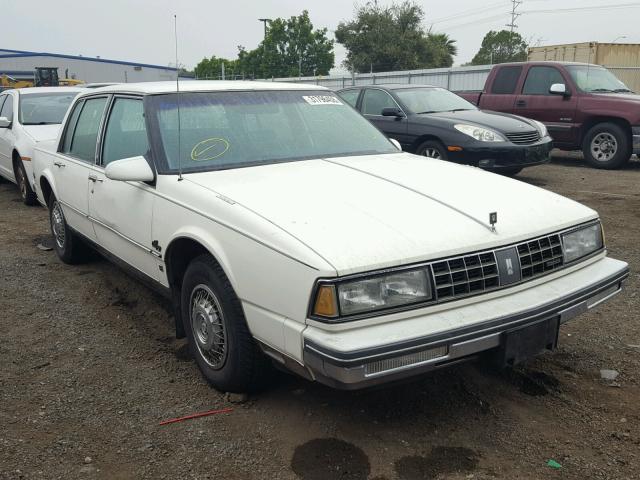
3 0 640 73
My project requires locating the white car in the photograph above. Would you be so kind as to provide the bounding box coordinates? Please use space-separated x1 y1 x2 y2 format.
0 87 83 204
32 81 629 392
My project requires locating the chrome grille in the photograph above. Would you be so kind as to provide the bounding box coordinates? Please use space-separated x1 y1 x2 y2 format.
431 252 499 301
364 346 448 376
517 233 563 279
505 130 541 145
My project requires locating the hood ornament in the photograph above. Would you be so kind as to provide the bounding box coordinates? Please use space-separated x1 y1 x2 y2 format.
489 212 497 232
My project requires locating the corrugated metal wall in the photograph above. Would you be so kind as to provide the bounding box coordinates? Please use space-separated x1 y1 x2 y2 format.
0 55 177 83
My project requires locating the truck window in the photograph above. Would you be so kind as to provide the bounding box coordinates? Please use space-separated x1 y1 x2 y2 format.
102 98 149 166
490 66 522 94
522 66 565 95
362 89 397 116
67 97 108 163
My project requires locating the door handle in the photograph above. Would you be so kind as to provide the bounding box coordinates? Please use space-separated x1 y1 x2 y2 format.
88 174 103 183
53 161 66 168
516 100 527 107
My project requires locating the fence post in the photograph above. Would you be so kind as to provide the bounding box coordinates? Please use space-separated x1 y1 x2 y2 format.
372 74 376 85
446 69 451 90
408 73 412 84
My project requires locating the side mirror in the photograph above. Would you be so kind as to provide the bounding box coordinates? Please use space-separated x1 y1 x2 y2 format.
105 155 154 182
381 107 405 118
389 138 402 151
0 116 11 128
549 83 569 96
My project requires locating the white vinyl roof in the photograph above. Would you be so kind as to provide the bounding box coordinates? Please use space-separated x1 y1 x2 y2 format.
83 80 327 96
14 86 85 95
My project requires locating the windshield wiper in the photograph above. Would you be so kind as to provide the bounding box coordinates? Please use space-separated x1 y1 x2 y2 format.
613 88 633 93
22 121 59 125
588 88 614 93
447 108 472 112
415 110 436 114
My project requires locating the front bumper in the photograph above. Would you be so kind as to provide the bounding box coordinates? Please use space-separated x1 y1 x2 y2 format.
447 137 552 170
303 256 628 389
632 126 640 155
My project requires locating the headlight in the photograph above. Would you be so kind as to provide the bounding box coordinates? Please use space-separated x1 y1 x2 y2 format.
454 124 505 142
532 120 548 137
312 268 432 319
562 223 604 263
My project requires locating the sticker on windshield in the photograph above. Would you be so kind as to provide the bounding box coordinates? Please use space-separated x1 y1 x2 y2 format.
302 95 343 106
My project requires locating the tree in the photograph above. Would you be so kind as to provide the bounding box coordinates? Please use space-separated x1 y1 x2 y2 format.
194 56 239 80
335 1 457 73
470 30 528 65
237 11 334 78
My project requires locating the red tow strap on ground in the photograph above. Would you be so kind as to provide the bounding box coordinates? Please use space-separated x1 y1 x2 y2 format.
159 407 234 426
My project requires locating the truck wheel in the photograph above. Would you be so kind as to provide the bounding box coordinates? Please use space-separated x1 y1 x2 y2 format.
49 195 88 264
582 123 631 169
14 160 38 206
181 254 271 393
416 140 448 160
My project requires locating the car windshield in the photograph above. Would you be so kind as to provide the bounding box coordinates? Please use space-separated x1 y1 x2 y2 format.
147 90 398 173
566 65 632 93
394 87 477 114
19 92 79 125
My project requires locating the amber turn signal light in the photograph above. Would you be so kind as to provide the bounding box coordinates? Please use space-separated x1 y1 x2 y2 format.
313 285 338 318
447 146 463 152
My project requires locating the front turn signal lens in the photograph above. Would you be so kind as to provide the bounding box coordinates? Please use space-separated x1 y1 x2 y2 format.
313 285 338 318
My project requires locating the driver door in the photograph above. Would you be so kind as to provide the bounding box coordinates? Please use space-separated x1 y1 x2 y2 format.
0 93 16 180
361 88 410 148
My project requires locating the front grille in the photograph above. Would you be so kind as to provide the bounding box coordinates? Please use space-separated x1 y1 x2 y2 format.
431 252 500 301
364 345 448 376
505 130 541 145
517 233 564 279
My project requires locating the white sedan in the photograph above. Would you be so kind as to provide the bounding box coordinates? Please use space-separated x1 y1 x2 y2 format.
0 87 82 204
32 81 629 392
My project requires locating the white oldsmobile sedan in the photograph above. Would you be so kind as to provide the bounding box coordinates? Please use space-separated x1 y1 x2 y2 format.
0 87 83 205
32 82 629 392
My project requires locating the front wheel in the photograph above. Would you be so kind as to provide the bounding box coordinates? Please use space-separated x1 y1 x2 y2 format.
49 196 88 264
582 122 631 169
416 140 448 160
181 254 271 393
15 161 38 206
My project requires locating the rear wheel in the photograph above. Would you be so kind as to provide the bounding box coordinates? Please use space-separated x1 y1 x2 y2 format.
497 167 522 176
14 160 38 206
416 140 448 160
582 122 631 169
181 254 271 393
49 196 88 264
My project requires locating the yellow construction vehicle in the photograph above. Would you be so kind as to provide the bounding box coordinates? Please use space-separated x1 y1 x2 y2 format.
0 67 83 89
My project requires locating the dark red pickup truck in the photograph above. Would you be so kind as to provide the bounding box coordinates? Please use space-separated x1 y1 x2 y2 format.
458 61 640 169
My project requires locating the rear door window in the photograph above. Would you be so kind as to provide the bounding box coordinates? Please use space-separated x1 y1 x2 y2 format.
66 97 108 163
491 66 523 94
522 66 565 95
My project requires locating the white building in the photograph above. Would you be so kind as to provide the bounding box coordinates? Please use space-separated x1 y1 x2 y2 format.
0 48 179 83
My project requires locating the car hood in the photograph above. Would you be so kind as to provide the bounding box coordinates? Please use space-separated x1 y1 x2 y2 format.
185 153 596 275
417 109 537 133
22 124 62 143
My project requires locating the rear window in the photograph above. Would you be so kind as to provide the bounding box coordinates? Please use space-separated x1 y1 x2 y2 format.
491 66 523 94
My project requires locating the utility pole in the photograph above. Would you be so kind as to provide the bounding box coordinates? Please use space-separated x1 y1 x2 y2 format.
258 18 271 78
258 18 271 39
506 0 522 34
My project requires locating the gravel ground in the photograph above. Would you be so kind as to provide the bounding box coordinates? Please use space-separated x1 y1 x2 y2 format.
1 153 639 480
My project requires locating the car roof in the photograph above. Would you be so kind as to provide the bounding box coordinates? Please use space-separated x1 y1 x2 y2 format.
77 80 327 97
339 84 439 91
14 86 85 95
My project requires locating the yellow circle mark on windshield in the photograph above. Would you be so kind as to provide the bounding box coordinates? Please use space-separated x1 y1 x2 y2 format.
191 138 230 161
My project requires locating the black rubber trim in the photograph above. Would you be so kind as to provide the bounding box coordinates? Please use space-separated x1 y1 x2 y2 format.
304 265 628 367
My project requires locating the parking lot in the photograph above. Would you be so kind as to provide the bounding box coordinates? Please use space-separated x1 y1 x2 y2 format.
1 154 639 480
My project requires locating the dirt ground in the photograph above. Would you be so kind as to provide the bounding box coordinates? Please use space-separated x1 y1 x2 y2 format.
1 153 639 480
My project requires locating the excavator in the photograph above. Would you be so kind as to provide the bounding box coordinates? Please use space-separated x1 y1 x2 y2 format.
0 67 83 89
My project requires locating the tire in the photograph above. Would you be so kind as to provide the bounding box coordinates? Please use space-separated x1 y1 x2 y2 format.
14 160 38 206
582 122 631 169
181 254 271 393
497 167 522 176
416 140 448 160
49 195 88 264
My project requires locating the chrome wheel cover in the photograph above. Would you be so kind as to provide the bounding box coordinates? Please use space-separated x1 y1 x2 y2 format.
423 147 442 159
590 132 618 162
51 201 66 249
190 284 228 370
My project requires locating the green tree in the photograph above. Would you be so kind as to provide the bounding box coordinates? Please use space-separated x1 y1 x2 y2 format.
335 1 457 73
194 56 239 79
237 11 334 78
471 30 528 65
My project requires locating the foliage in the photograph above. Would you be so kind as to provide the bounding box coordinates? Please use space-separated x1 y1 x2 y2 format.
335 1 457 73
470 30 528 65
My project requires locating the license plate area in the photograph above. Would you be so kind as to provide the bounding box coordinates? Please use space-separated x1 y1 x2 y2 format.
500 317 559 366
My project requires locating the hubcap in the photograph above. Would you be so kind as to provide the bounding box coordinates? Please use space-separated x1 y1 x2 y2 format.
591 133 618 162
423 148 441 159
190 284 227 369
51 201 66 249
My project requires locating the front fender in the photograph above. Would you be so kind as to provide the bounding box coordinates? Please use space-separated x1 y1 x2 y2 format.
32 147 59 207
